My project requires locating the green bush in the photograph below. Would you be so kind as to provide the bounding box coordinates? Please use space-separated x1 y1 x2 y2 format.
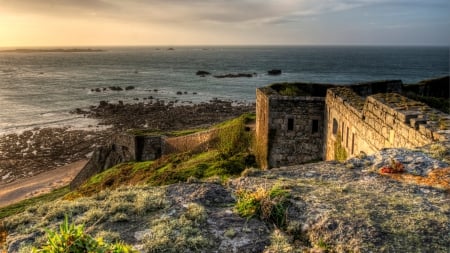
32 215 137 253
235 185 290 228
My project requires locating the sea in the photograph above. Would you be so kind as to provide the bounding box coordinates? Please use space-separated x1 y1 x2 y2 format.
0 46 448 135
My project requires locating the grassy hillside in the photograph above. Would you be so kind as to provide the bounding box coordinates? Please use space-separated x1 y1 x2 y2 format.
1 113 449 252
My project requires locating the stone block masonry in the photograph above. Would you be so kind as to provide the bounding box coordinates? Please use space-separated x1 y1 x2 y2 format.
325 88 449 160
71 130 219 189
256 88 325 169
257 80 449 169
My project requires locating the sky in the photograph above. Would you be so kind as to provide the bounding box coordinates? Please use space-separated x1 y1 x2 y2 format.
0 0 448 47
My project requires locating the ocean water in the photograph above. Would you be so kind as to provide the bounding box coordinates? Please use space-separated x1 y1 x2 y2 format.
0 46 448 134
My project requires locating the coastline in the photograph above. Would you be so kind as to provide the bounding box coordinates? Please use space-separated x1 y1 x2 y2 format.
0 160 88 208
0 99 255 205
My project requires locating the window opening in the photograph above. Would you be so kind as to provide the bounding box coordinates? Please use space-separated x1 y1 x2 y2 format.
312 120 319 133
346 127 349 148
332 119 338 135
287 118 294 131
351 133 355 155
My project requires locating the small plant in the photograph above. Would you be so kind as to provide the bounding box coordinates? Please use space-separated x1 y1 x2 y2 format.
224 228 236 238
380 158 405 174
235 185 290 228
32 215 137 252
334 134 347 162
429 112 438 121
439 118 448 130
429 143 447 159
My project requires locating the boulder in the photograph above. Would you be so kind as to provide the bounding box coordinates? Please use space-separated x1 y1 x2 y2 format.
196 70 211 76
267 69 282 75
214 73 255 78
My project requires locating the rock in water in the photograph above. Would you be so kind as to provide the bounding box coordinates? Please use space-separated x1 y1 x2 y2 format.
268 69 282 75
196 70 211 76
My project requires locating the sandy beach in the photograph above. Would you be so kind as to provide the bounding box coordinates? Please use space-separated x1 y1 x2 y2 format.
0 160 88 208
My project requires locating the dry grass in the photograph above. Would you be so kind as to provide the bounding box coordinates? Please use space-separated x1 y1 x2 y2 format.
2 185 168 251
142 202 214 252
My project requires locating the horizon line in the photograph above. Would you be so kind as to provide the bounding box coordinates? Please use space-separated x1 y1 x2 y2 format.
1 43 448 50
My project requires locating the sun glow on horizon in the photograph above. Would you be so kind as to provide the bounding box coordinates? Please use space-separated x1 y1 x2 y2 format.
0 0 448 47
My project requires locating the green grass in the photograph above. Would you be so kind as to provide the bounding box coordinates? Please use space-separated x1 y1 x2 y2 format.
128 128 207 137
0 187 70 220
67 113 257 197
32 215 137 253
235 185 290 228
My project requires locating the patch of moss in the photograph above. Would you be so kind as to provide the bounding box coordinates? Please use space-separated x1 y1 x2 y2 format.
334 134 348 162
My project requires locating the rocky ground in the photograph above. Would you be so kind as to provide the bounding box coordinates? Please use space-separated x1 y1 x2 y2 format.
0 100 255 185
77 99 255 131
2 147 449 252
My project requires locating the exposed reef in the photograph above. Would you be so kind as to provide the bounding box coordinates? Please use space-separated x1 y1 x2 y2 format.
0 48 104 53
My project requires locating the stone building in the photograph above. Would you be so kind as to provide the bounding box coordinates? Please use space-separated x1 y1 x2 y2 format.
256 81 449 169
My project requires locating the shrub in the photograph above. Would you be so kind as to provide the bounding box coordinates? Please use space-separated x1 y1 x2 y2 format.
32 215 137 252
235 185 290 228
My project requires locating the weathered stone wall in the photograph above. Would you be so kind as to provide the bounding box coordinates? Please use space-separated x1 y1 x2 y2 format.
255 88 270 169
71 130 221 189
112 134 137 160
325 88 449 160
136 135 163 161
256 87 325 168
70 143 133 189
163 129 219 155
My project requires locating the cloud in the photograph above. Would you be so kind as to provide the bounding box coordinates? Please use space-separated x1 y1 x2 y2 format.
1 0 447 26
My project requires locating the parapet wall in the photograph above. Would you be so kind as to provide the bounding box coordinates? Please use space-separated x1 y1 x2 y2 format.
325 88 449 160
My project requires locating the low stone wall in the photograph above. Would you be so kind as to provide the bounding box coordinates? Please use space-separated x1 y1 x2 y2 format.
163 129 219 155
70 129 220 189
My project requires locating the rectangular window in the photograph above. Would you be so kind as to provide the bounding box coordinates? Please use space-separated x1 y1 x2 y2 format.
332 119 338 135
346 127 349 148
312 119 319 133
287 118 294 131
351 133 355 155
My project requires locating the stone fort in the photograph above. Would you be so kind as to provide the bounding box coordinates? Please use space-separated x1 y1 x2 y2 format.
72 78 449 188
255 80 450 169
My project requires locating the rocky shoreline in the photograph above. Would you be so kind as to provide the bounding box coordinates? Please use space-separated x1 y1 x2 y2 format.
0 99 255 185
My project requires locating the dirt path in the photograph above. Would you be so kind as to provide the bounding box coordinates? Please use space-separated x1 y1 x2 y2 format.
0 160 88 208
